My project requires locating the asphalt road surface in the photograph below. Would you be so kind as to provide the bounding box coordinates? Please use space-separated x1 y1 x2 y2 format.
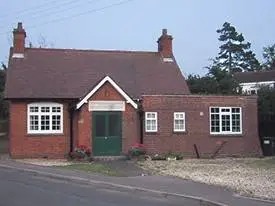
0 167 202 206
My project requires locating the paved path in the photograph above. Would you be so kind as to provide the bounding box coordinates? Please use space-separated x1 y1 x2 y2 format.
101 160 151 176
0 158 274 206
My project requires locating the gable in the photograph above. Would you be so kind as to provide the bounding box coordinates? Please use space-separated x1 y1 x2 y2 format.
76 76 138 109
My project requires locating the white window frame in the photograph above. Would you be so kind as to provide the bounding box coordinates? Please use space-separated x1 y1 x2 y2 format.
145 112 158 132
174 112 185 132
27 103 63 134
209 107 242 135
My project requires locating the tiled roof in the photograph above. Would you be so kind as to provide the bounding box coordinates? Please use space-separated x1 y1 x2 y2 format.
5 48 190 99
234 69 275 83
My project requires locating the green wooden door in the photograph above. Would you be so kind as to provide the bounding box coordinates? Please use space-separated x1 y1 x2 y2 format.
92 112 122 156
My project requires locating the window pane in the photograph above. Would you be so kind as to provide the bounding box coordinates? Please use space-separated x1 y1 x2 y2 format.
41 107 50 113
30 107 39 113
210 114 220 132
221 115 230 131
175 113 184 119
108 114 120 136
95 115 106 136
52 107 61 113
52 115 61 130
175 119 184 131
232 108 240 113
151 120 156 131
146 120 152 131
221 108 230 112
211 108 219 113
232 114 241 132
41 115 50 130
30 115 39 130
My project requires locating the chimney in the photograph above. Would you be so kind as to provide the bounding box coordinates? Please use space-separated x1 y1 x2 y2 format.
12 22 26 58
157 28 173 59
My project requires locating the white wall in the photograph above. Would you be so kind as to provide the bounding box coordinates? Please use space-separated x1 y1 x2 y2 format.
240 81 275 94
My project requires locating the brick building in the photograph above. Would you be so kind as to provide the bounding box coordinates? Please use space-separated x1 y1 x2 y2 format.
5 23 262 158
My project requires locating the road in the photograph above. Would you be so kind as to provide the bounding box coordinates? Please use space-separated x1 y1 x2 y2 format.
0 167 200 206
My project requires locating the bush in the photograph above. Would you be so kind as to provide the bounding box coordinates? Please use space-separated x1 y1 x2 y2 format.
166 152 184 160
128 143 146 159
151 154 167 161
70 145 91 161
151 152 184 161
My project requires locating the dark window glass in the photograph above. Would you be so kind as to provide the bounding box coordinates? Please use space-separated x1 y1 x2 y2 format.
95 115 106 136
108 114 120 136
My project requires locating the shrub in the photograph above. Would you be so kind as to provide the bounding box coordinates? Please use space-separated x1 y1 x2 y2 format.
128 143 146 159
151 152 184 161
70 145 91 161
151 154 167 161
166 152 184 160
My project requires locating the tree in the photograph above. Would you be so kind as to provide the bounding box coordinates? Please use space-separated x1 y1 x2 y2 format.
186 74 217 94
0 64 8 119
257 86 275 137
207 63 239 94
262 44 275 70
214 22 260 73
186 64 239 95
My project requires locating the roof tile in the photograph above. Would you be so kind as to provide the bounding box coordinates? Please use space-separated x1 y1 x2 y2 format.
5 48 190 99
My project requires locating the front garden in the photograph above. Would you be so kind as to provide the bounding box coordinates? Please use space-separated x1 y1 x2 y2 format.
14 143 275 201
139 157 275 201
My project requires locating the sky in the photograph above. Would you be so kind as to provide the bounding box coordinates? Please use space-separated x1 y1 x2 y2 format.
0 0 275 76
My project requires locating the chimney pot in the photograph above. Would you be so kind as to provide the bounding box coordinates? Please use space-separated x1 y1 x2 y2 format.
12 22 26 58
157 28 173 58
18 22 23 30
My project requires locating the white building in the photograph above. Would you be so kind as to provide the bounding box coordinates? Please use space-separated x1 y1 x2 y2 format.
234 70 275 95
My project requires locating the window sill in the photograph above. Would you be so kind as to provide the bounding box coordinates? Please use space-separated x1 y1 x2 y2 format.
210 133 243 137
26 133 65 137
145 132 158 135
173 131 187 135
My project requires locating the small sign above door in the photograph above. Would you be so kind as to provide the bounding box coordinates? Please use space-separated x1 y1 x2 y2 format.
89 101 125 111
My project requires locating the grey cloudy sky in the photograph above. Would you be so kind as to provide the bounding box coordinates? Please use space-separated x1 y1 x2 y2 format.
0 0 274 76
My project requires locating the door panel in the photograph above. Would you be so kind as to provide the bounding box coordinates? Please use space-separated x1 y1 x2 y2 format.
92 112 122 156
108 114 121 136
95 114 106 137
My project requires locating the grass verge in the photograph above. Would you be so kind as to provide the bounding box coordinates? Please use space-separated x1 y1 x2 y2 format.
56 163 120 176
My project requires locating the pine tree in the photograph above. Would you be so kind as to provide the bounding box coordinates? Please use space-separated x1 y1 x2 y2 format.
214 22 260 73
262 44 275 70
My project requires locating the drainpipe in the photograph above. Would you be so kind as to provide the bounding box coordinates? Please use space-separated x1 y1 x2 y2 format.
137 100 144 144
69 103 75 153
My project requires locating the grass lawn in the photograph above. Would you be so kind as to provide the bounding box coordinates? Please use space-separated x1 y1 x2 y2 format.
57 163 120 176
139 157 275 201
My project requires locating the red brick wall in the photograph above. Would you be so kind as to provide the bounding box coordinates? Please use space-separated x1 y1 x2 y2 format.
142 95 262 157
10 91 261 158
75 82 139 155
9 102 70 158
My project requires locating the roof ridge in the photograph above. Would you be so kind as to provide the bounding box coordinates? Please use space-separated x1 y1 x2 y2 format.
235 70 275 75
25 47 158 55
